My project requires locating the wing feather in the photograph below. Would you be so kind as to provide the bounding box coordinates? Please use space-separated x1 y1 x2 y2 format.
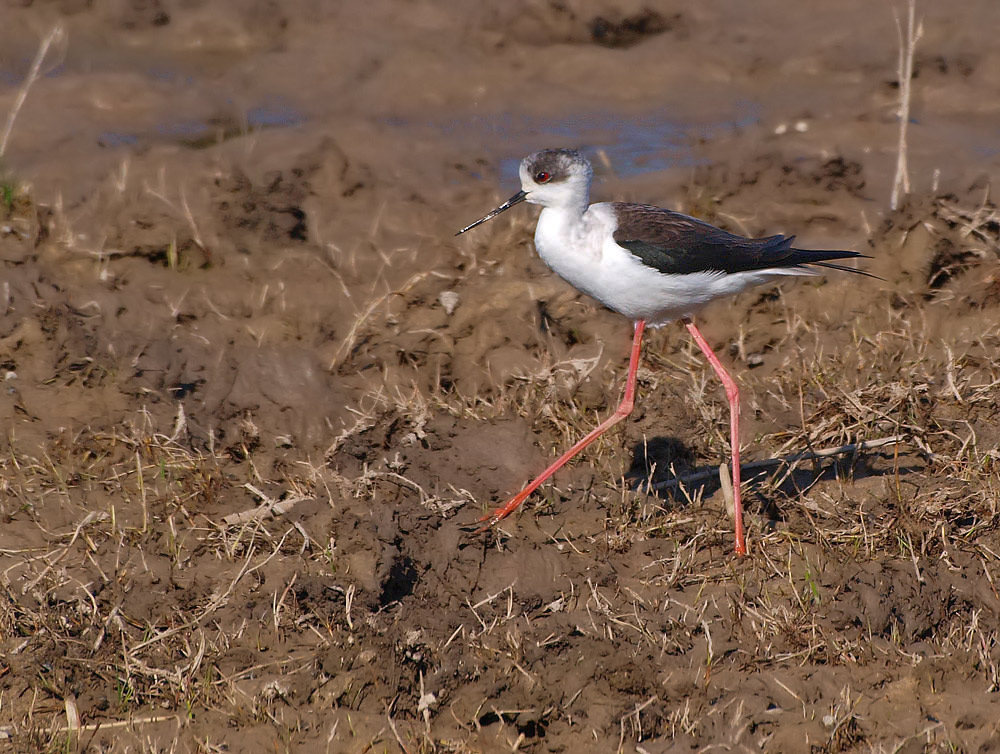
611 203 868 276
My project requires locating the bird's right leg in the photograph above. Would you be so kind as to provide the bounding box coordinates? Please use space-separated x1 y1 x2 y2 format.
683 318 746 556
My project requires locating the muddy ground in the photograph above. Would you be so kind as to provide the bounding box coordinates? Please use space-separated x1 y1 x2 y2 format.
1 1 1000 752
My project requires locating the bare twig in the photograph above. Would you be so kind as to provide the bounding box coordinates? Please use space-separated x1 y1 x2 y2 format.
222 483 310 525
718 461 735 521
387 712 412 754
889 0 923 210
37 713 180 734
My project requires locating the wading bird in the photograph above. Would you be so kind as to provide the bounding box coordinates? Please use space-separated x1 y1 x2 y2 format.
457 149 869 555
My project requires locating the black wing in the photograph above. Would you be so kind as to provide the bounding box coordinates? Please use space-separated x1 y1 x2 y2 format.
611 203 870 276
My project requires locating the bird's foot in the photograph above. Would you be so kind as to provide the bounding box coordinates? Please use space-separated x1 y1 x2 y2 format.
474 489 533 534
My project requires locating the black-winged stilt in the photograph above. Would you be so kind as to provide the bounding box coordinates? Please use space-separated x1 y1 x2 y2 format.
457 148 870 555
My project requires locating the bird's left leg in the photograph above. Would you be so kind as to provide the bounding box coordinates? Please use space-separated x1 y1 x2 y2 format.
476 320 647 532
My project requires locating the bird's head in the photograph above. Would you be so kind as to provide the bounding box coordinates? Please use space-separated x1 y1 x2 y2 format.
456 148 593 236
518 149 593 209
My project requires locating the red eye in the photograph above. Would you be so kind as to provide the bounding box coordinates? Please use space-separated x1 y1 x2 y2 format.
535 171 551 183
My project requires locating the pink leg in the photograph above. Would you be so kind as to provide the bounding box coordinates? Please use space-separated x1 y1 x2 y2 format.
683 318 746 556
477 320 647 532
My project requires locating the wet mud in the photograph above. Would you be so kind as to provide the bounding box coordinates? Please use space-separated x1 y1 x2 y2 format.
2 1 1000 752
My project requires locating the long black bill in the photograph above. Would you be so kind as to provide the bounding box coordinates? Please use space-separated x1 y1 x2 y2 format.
455 190 528 235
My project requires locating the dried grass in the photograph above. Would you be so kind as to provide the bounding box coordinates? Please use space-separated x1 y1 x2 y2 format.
3 187 1000 752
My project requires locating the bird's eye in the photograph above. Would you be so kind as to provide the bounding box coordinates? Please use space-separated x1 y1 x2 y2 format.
535 171 551 183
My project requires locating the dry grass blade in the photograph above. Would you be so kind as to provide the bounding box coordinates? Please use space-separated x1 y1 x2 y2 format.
0 24 65 158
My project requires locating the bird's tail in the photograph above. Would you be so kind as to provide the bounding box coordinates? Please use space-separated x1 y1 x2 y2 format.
806 259 882 279
786 243 880 280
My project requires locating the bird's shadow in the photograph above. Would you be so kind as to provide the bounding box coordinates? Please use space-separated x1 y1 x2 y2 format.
624 435 921 520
